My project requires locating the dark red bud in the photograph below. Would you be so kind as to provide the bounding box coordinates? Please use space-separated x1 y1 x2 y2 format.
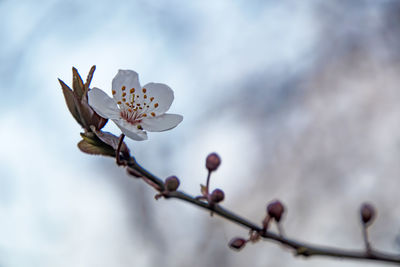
267 200 285 222
206 153 221 172
360 203 375 225
165 176 180 191
229 237 247 250
211 188 225 203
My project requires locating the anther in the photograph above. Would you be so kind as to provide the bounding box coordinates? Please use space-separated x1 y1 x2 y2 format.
121 86 126 91
130 88 135 93
151 112 156 117
112 90 116 95
154 103 159 108
142 88 147 93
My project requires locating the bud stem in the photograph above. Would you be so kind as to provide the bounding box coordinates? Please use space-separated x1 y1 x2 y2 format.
262 215 271 231
205 170 211 195
362 225 372 253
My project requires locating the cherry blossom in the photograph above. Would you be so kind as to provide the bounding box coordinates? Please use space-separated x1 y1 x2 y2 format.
88 70 183 140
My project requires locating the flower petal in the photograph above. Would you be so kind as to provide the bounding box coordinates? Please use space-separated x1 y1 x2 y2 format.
141 113 183 132
113 119 148 141
112 70 142 106
141 82 174 116
88 88 120 119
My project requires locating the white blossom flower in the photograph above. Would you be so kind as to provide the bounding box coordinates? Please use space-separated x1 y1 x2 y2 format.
88 70 183 141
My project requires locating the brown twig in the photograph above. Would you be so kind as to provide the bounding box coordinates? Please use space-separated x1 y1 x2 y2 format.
123 155 400 265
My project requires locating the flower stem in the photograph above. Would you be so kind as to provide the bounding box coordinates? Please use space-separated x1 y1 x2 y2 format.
116 134 125 165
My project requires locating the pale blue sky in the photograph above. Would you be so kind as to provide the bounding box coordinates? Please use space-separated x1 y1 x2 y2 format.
1 1 399 267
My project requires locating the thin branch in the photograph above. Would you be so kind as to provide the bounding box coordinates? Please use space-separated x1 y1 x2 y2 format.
124 155 400 265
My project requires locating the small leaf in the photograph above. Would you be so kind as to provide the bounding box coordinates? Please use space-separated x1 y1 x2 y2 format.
84 65 96 94
72 67 85 100
79 100 108 131
58 78 82 126
77 99 97 130
95 116 108 130
80 132 100 145
90 126 130 157
78 139 115 156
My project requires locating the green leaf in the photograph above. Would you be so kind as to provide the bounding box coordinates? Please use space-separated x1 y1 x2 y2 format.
80 132 100 145
78 139 115 157
58 78 82 126
72 67 85 100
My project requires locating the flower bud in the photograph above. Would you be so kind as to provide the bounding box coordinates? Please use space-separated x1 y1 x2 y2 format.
210 188 225 203
165 176 180 191
360 203 375 225
229 237 247 250
206 153 221 172
267 200 285 222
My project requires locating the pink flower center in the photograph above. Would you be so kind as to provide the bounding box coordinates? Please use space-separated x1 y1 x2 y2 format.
120 110 143 125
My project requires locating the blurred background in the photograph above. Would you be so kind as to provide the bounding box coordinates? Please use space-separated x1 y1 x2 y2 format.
1 0 400 266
